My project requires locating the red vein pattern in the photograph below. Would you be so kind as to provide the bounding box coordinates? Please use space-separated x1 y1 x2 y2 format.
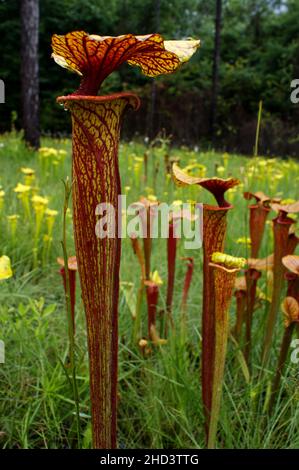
244 268 261 364
201 205 231 436
52 32 181 95
248 204 270 258
166 222 177 324
208 262 239 448
57 93 140 448
262 212 294 365
145 281 159 339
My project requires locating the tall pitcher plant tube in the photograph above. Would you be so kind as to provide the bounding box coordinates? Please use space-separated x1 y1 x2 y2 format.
243 192 275 258
269 296 299 413
262 202 299 366
52 31 199 448
243 255 274 365
208 253 245 449
274 266 299 384
180 257 194 324
166 210 195 334
172 164 240 438
233 277 247 342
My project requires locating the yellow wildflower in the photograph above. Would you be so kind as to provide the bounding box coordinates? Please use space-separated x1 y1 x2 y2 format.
7 215 20 240
216 165 225 176
45 208 58 217
150 270 163 285
21 167 35 186
0 256 13 280
21 167 35 175
280 198 296 205
236 237 251 246
14 183 31 194
172 200 183 206
32 195 49 209
38 147 58 158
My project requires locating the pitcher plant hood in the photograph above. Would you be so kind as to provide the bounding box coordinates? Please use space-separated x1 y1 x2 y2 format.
52 31 200 95
172 162 240 207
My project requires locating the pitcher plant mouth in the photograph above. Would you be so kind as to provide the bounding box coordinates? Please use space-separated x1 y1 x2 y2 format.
172 162 240 207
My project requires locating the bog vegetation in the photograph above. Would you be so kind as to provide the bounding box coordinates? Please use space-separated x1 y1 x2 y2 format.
0 131 299 448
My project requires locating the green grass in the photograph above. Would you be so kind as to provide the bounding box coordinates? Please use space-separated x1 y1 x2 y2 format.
0 131 299 449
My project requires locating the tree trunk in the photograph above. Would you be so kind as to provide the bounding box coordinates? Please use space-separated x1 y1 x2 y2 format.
21 0 40 149
210 0 222 143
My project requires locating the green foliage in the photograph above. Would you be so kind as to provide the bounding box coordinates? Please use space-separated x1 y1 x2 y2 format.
0 1 298 151
0 133 299 448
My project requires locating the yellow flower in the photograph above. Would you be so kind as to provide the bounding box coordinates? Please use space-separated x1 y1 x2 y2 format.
280 198 296 205
184 163 207 178
222 152 229 167
32 195 49 210
14 183 31 194
38 147 58 158
7 215 20 240
0 255 13 280
172 200 183 206
150 270 163 285
32 196 49 241
236 237 251 246
45 209 58 236
45 208 58 217
187 199 197 205
7 214 20 221
216 165 225 176
21 167 35 175
21 167 36 186
147 194 157 202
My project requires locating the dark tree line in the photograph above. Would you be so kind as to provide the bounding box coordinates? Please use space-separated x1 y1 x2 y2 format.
0 0 298 156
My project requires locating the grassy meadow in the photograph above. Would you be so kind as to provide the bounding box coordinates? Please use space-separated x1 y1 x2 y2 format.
0 131 299 449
